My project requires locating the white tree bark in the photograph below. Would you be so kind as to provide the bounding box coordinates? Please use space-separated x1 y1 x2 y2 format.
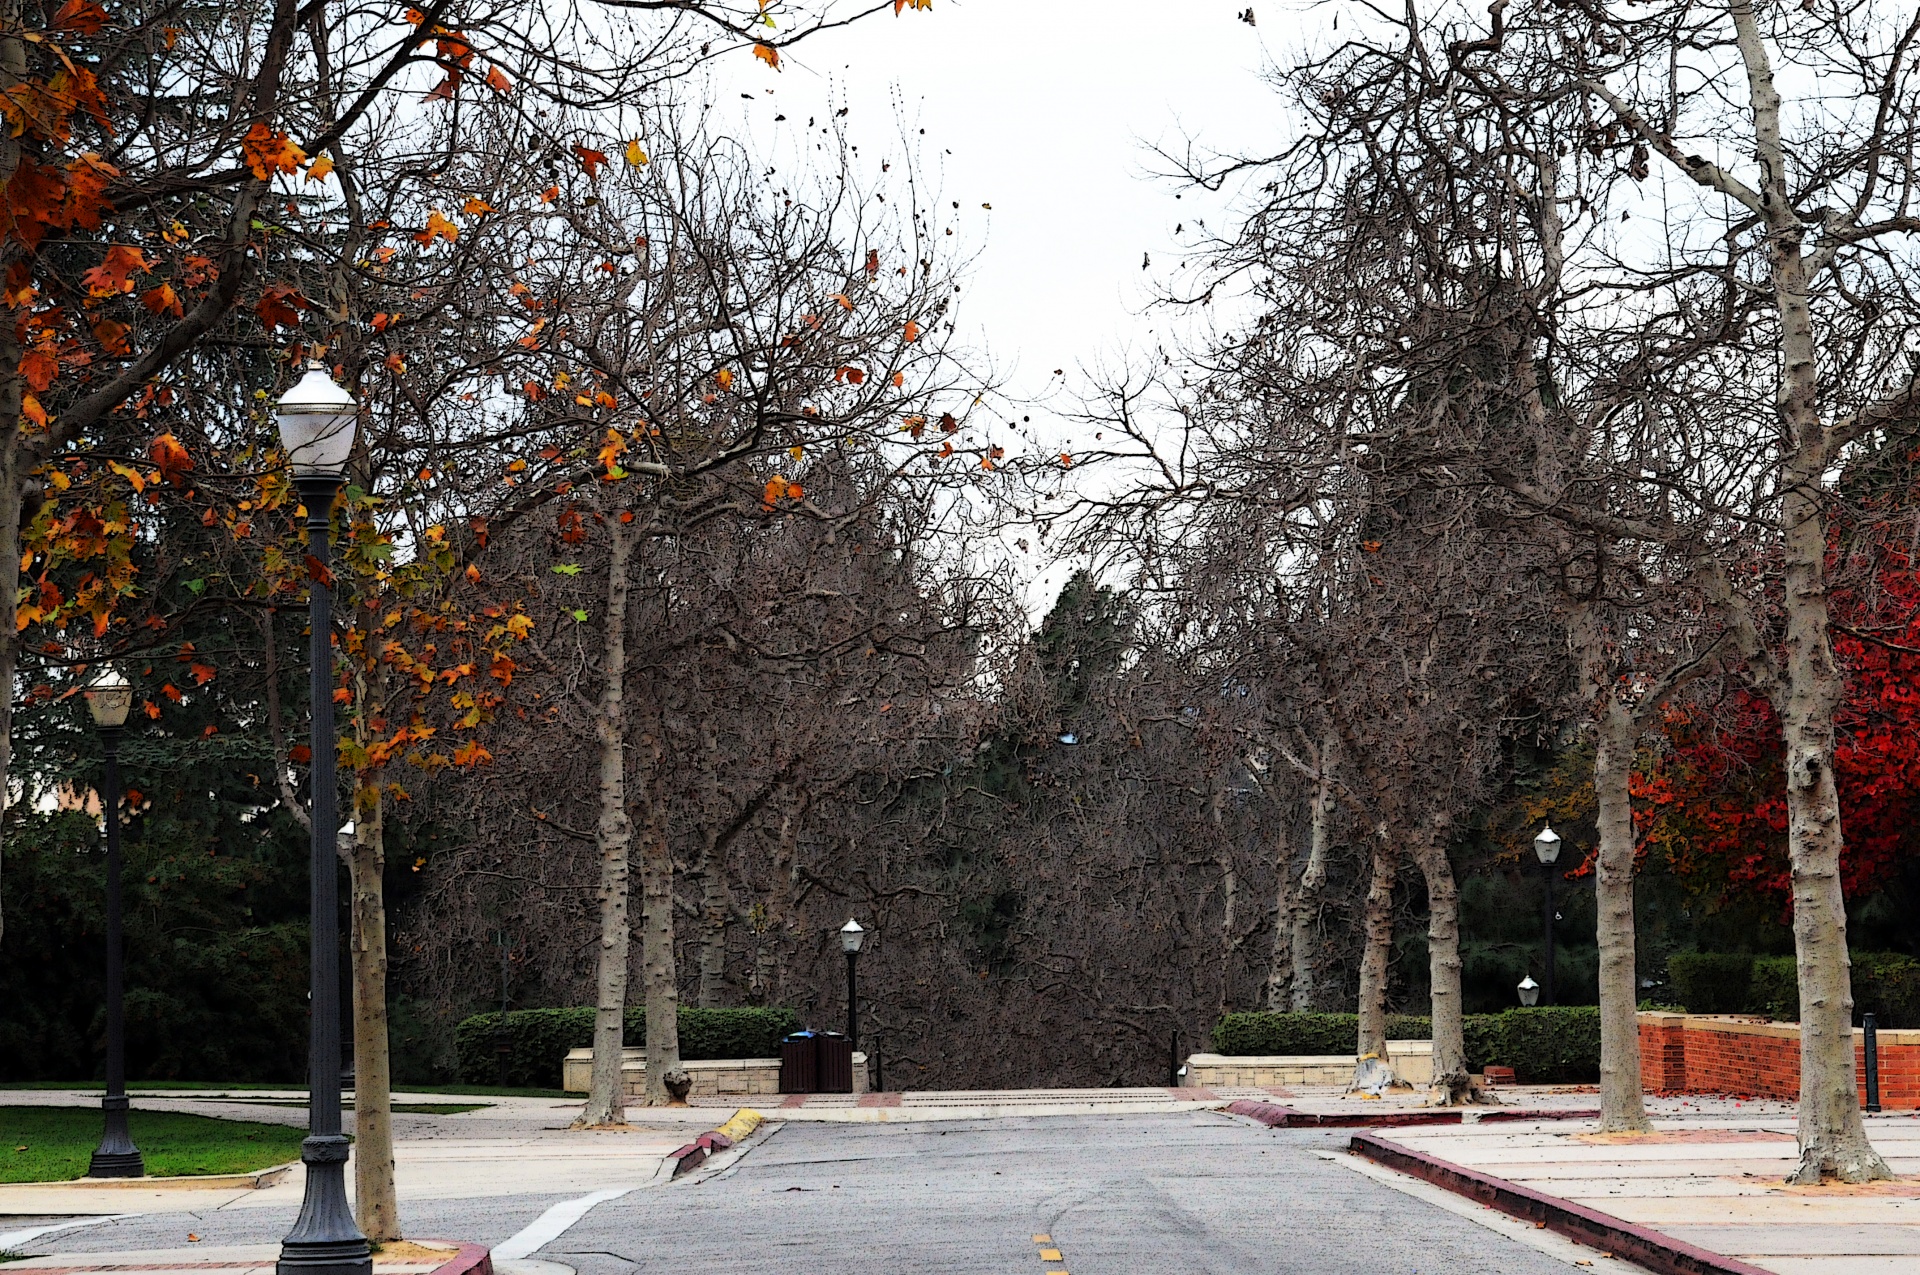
1290 746 1335 1011
576 517 636 1128
1353 837 1397 1083
1411 814 1470 1104
1592 702 1650 1133
348 784 401 1239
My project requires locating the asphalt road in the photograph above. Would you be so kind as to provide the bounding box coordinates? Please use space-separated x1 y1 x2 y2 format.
547 1112 1588 1275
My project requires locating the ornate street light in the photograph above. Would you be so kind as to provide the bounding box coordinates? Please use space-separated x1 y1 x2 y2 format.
1533 824 1562 1008
1517 974 1541 1007
273 362 370 1275
840 919 866 1051
83 667 142 1178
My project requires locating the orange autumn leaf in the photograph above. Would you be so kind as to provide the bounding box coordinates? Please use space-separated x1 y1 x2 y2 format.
149 432 192 480
81 244 151 296
574 145 608 178
415 210 458 244
19 347 58 392
485 65 512 94
462 196 493 215
453 739 493 766
715 368 733 389
894 0 932 11
289 743 312 763
903 319 921 342
306 155 335 182
91 318 130 354
255 282 302 330
939 412 958 433
140 282 182 316
242 123 307 179
188 662 217 686
161 683 183 703
762 474 791 507
371 311 395 331
753 42 780 69
332 687 352 704
830 293 854 310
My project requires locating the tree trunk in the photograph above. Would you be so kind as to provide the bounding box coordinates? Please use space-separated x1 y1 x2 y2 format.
1353 837 1397 1080
1291 749 1335 1011
0 431 20 944
1412 815 1470 1105
1729 0 1888 1184
576 518 635 1129
695 831 728 1008
1593 703 1650 1133
1263 819 1293 1012
639 811 682 1106
348 784 400 1240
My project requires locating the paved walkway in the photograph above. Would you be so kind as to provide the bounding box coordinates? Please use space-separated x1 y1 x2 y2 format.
1367 1111 1920 1274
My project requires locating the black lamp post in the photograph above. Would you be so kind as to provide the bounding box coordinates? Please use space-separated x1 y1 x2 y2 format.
1533 824 1562 1008
84 667 142 1179
840 919 866 1051
273 361 370 1275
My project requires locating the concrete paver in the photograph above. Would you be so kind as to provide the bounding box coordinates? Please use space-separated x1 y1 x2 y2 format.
1375 1113 1920 1275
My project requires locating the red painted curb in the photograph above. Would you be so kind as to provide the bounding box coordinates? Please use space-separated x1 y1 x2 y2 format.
425 1241 493 1275
668 1124 743 1177
1348 1133 1775 1275
1225 1099 1604 1130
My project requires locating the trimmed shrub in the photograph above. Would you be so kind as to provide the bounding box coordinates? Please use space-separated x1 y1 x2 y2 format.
1213 1007 1600 1083
1667 951 1755 1014
1664 950 1920 1027
1468 1006 1601 1083
1854 952 1920 1029
1211 1012 1430 1057
454 1006 800 1088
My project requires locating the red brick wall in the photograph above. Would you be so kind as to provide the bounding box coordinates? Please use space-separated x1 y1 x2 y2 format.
1637 1016 1919 1109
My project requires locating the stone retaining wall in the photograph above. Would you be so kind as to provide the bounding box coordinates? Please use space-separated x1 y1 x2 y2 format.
561 1048 870 1098
1637 1012 1920 1109
1187 1040 1435 1088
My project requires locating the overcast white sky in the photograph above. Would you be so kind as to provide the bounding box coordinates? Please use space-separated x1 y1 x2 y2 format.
707 2 1295 432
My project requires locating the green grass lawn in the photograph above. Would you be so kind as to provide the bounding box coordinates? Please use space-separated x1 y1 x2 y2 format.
0 1106 306 1183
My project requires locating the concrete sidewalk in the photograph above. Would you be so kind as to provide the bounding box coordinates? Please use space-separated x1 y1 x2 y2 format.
1354 1111 1920 1274
0 1240 482 1275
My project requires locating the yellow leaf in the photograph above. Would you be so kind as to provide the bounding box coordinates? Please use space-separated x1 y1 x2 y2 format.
789 444 804 461
306 155 335 182
715 368 734 389
625 140 649 167
415 211 459 244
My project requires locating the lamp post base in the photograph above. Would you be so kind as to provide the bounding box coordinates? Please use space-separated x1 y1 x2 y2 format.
277 1135 370 1275
87 1095 144 1178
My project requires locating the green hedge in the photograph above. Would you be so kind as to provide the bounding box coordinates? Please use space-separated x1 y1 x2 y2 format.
454 1006 800 1088
1665 951 1920 1027
1212 1012 1432 1057
1213 1007 1600 1083
1667 952 1754 1014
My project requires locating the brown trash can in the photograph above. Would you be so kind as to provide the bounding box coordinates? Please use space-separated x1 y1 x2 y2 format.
779 1032 819 1094
816 1031 854 1094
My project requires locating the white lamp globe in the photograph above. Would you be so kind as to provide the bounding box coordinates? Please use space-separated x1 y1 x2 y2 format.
840 918 866 955
1532 824 1562 866
1517 975 1541 1007
274 362 358 478
84 666 133 729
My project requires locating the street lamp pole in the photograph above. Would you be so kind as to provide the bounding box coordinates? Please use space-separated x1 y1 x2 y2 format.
84 668 141 1179
1533 825 1562 1009
274 362 370 1275
840 920 866 1052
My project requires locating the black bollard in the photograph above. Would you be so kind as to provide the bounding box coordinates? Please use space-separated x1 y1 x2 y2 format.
1863 1012 1882 1114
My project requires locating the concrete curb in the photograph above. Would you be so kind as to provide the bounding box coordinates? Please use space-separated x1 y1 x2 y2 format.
1348 1133 1775 1275
666 1108 764 1178
425 1242 494 1275
1224 1100 1602 1129
26 1163 296 1191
